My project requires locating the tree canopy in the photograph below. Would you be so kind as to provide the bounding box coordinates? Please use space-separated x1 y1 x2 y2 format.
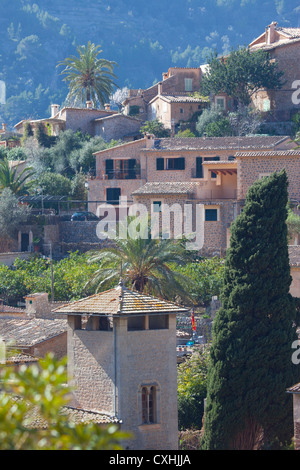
200 47 285 106
57 41 118 108
201 171 299 450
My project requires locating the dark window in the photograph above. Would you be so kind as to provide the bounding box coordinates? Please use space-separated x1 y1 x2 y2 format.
128 316 145 331
166 157 185 170
149 315 169 330
156 158 164 171
228 155 235 161
205 209 218 221
106 188 121 204
196 157 203 178
105 159 114 179
141 386 157 424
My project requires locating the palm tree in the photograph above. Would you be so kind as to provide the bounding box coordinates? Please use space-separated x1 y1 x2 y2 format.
57 42 118 108
87 217 196 304
0 159 35 196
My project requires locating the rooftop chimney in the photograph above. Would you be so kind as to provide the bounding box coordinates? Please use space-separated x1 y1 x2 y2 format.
86 100 93 109
267 21 278 45
1 123 7 132
51 104 60 118
25 293 53 319
158 82 162 95
145 133 155 149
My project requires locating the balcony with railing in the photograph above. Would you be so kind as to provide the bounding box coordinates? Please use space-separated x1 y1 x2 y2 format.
89 168 146 180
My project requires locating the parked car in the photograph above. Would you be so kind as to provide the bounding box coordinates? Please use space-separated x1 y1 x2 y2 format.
71 211 99 221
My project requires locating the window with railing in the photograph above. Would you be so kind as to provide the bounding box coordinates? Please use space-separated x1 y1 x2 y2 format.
105 159 140 179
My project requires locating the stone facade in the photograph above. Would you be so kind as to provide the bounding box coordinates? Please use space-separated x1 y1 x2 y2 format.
55 286 188 450
236 150 300 201
93 114 142 141
249 22 300 121
88 135 296 257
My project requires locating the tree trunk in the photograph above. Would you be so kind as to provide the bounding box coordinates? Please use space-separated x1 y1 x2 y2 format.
230 418 264 450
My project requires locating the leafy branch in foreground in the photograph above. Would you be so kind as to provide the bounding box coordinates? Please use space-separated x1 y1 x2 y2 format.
0 354 130 450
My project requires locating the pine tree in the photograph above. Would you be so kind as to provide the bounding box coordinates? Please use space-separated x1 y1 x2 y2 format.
201 170 299 450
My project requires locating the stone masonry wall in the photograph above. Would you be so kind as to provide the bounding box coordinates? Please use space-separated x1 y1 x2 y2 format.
67 322 115 413
237 155 300 201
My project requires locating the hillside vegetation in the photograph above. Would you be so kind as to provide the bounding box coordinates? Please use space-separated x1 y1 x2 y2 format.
0 0 299 127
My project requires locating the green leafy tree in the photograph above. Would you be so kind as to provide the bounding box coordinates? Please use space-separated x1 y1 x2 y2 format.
174 257 225 306
205 116 232 137
177 347 210 431
36 172 72 197
286 205 300 243
57 41 118 108
196 105 225 136
201 171 299 450
0 188 31 239
140 119 171 138
200 47 285 107
0 354 130 450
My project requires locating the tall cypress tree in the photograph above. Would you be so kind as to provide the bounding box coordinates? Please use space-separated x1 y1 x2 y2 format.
201 170 299 450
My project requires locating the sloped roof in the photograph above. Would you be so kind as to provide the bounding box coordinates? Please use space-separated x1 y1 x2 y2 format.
149 94 207 105
287 383 300 394
53 283 189 316
132 181 197 196
236 149 300 158
146 136 291 152
0 318 67 347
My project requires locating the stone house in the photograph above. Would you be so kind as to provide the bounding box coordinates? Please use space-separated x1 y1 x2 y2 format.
53 282 189 450
14 102 142 142
123 67 207 131
0 293 67 360
89 134 296 257
249 21 300 121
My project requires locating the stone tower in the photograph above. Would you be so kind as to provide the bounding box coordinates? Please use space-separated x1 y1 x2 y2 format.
54 282 189 450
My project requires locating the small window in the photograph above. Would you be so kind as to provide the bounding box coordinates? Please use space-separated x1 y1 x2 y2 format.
128 316 146 331
149 315 169 330
156 158 164 171
205 208 218 221
106 188 121 204
166 157 185 170
184 78 193 92
228 155 235 161
180 108 184 114
141 385 157 424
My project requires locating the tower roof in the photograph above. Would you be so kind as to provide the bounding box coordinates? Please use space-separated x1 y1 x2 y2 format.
53 283 190 317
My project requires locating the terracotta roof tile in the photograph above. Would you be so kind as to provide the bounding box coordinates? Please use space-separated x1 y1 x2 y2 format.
132 181 197 196
147 136 291 152
54 284 189 316
236 149 300 157
0 318 67 347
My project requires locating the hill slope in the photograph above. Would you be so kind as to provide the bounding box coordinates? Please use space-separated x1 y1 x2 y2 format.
1 0 299 127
